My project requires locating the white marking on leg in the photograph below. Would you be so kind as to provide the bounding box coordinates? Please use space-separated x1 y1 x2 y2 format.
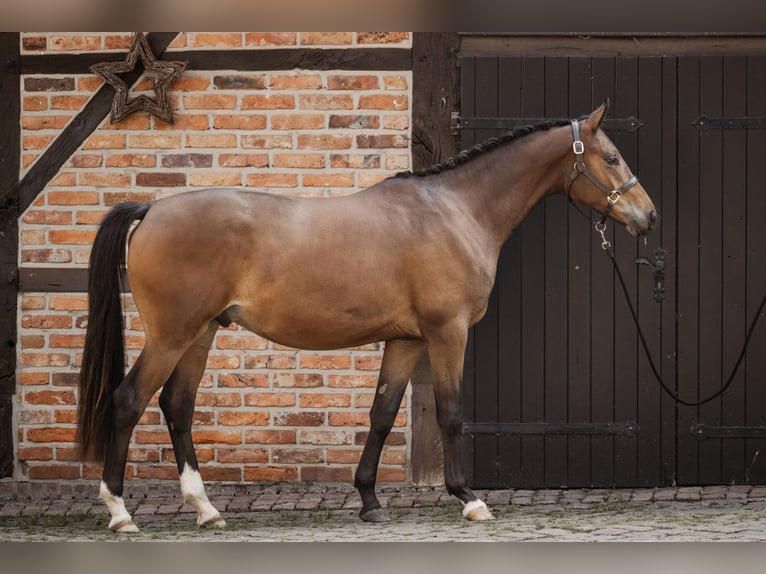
99 481 139 533
462 499 496 521
179 463 226 528
378 383 388 395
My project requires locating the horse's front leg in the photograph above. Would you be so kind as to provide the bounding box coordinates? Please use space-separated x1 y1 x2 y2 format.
355 339 424 522
426 322 495 521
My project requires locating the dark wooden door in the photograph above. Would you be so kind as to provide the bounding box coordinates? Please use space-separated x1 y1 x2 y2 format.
461 54 766 488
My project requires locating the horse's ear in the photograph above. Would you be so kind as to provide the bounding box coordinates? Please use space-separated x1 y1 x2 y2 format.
584 99 609 132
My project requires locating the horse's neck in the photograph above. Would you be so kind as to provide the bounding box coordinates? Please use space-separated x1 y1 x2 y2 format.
442 129 569 249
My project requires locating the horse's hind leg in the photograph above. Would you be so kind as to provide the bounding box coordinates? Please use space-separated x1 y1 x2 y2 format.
100 345 185 533
158 321 225 528
355 339 424 522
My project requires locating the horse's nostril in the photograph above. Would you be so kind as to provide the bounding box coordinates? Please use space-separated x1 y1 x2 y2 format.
649 210 658 225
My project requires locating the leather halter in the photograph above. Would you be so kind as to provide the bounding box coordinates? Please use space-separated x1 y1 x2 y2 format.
566 120 639 228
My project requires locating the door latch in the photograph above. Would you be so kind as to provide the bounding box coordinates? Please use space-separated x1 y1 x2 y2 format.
636 247 666 303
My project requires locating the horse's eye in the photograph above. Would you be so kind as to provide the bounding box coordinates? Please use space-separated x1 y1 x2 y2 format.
605 154 619 166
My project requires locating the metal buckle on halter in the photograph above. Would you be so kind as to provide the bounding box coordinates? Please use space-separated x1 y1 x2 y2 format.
572 140 584 155
594 221 611 250
607 190 621 205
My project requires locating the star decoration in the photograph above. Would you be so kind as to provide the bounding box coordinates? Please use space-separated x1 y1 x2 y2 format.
90 32 188 124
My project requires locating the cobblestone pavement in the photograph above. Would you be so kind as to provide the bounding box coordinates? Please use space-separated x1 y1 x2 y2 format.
2 482 766 541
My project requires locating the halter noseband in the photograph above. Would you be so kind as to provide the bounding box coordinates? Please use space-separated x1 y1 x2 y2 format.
566 120 639 241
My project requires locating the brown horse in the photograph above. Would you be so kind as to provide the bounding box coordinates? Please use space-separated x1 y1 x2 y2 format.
77 101 656 532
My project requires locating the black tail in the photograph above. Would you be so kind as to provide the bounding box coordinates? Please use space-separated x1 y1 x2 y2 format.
77 202 151 462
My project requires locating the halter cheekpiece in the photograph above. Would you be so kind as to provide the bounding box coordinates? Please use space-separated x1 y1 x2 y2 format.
566 120 639 249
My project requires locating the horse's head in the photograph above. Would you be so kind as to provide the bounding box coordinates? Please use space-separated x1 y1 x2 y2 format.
565 100 657 237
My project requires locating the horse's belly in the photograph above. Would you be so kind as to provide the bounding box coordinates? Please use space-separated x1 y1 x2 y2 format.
227 301 417 351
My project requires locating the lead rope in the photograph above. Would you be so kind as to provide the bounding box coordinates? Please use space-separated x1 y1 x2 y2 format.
601 237 766 407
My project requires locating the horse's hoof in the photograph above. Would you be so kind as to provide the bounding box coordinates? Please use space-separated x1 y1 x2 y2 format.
199 515 227 529
111 518 140 533
359 508 390 523
463 500 496 521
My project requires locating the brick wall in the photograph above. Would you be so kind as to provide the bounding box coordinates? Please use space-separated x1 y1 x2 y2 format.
15 32 412 484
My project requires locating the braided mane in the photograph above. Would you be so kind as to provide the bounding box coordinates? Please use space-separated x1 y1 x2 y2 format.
395 118 571 179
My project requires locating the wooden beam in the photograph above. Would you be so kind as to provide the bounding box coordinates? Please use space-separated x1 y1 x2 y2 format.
409 33 460 487
20 48 412 75
0 33 20 478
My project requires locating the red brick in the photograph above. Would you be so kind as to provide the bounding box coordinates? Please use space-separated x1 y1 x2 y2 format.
79 172 131 187
329 412 371 427
48 191 99 205
21 314 72 330
299 94 353 110
22 36 47 51
218 154 269 168
18 410 51 424
330 113 380 129
270 75 322 90
27 427 77 443
384 75 409 90
218 412 269 426
382 449 407 465
105 153 156 168
21 249 71 264
54 409 77 423
271 114 325 130
127 448 160 463
377 468 407 482
359 94 409 110
244 466 298 482
50 172 76 186
298 134 352 150
273 412 325 426
213 114 267 130
104 191 155 206
104 34 133 49
20 335 44 349
241 94 294 110
303 173 355 188
136 172 186 187
183 94 237 109
24 96 48 111
135 430 172 445
272 448 323 464
273 154 325 169
170 76 211 91
328 374 377 388
49 35 101 51
245 430 296 445
50 95 89 110
213 74 267 90
22 135 54 149
153 114 209 131
244 354 296 370
190 33 243 48
83 134 126 149
18 446 53 461
246 173 298 188
18 372 48 385
192 430 242 444
274 373 324 388
196 392 241 407
300 33 352 45
136 466 178 480
201 467 242 482
186 134 237 148
299 430 352 445
356 134 409 148
189 173 242 187
357 32 409 44
326 449 362 464
300 466 353 482
299 393 351 408
217 448 268 464
355 355 383 371
20 353 70 367
130 134 181 149
49 230 96 244
244 392 296 407
327 75 380 90
69 153 103 168
245 32 297 46
241 134 292 149
218 373 269 388
22 115 72 130
50 334 85 348
330 154 380 169
383 115 409 130
28 465 81 480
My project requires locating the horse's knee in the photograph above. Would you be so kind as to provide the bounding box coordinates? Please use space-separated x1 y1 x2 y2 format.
112 384 145 430
436 404 463 437
159 386 195 430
